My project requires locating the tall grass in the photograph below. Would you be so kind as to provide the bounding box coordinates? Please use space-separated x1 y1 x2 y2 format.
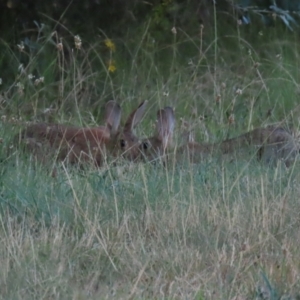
0 19 300 299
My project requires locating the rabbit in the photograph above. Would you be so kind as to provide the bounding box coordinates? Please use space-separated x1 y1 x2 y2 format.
18 100 148 167
140 106 299 167
140 106 175 163
184 125 299 166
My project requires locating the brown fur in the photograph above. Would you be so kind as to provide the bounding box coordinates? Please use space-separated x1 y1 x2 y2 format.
140 107 299 166
18 101 148 167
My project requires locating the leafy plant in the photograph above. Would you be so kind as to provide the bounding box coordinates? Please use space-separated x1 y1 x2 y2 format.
235 0 300 30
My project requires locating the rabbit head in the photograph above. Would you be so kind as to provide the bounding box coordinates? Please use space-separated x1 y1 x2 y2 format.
110 100 148 162
139 106 176 162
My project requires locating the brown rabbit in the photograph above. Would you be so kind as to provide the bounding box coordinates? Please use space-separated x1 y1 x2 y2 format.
140 106 299 166
18 100 148 167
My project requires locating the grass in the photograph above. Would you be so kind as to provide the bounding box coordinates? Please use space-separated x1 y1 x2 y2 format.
1 156 300 299
1 18 300 299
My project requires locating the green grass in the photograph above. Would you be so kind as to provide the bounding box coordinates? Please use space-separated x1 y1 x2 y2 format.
1 19 300 299
1 152 300 298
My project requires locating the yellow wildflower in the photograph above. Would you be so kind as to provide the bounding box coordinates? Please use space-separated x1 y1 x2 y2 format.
104 39 116 52
108 60 116 73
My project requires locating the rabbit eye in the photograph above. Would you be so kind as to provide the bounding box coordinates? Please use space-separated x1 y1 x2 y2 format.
120 139 126 148
142 141 149 150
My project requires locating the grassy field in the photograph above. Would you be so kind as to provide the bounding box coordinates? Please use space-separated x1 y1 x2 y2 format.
1 20 300 299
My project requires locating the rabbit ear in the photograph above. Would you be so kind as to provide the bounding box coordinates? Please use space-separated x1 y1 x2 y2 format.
104 100 121 135
164 107 176 132
123 101 148 133
180 119 195 144
156 106 175 149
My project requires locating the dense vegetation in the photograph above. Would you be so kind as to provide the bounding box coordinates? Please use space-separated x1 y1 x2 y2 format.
1 1 300 299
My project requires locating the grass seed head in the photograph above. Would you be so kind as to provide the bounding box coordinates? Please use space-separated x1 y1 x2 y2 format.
74 35 82 49
57 42 63 51
17 41 24 52
228 114 235 124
